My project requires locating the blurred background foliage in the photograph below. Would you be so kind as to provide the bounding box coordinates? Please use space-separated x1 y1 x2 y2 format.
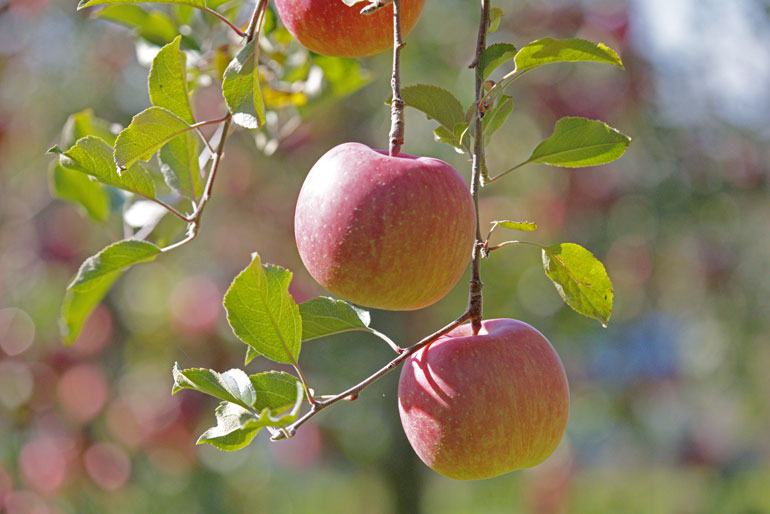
1 0 769 512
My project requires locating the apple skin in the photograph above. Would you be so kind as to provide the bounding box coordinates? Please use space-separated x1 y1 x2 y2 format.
398 318 569 480
273 0 426 58
294 142 476 311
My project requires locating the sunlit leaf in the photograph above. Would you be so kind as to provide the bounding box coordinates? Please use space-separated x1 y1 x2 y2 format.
494 220 538 232
223 253 302 365
298 297 371 342
94 5 178 46
172 363 257 410
525 117 630 168
68 240 161 292
114 106 193 169
158 133 202 200
250 371 302 412
222 38 265 129
478 43 516 79
515 37 624 74
50 137 156 198
149 35 195 124
542 242 613 326
196 386 302 451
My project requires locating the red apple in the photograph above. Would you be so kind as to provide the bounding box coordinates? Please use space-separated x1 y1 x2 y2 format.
273 0 426 58
398 318 570 480
294 142 475 311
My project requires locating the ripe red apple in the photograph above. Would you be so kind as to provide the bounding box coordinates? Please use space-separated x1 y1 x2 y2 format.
398 318 569 480
273 0 426 58
294 142 475 311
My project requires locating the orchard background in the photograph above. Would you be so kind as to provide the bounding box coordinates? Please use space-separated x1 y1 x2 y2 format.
1 0 770 512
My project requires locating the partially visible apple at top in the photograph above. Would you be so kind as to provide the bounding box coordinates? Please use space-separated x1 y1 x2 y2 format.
294 142 476 311
273 0 426 58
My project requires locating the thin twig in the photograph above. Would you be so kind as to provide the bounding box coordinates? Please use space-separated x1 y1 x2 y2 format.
271 312 472 440
369 328 403 354
246 0 269 42
160 116 231 252
388 0 405 156
466 0 491 334
292 364 318 406
149 197 193 223
483 160 526 183
485 239 543 253
202 6 247 38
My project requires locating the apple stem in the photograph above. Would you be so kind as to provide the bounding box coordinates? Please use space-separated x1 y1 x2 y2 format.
388 0 406 156
467 0 491 335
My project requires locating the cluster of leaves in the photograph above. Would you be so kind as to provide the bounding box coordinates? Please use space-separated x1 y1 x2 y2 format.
397 35 627 326
174 253 394 449
49 0 369 343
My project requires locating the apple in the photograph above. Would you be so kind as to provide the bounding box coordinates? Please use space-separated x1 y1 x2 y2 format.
398 318 569 480
273 0 426 58
294 142 476 311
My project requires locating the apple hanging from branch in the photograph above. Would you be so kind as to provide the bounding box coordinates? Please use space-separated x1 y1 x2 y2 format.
273 0 426 57
398 318 570 480
294 142 476 311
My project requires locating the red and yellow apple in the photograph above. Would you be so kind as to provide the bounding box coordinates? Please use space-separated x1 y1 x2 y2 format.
398 318 570 480
294 142 475 311
273 0 426 58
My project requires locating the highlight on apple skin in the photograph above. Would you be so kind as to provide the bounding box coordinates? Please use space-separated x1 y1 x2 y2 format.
294 142 476 311
273 0 426 58
398 318 570 480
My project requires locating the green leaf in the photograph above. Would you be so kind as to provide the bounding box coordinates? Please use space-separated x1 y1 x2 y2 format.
298 297 371 342
495 220 538 232
525 117 630 168
478 43 517 79
114 106 192 170
250 371 302 412
158 133 202 200
61 108 117 148
196 386 302 451
515 37 624 74
95 5 178 46
49 162 111 222
399 84 465 133
149 35 195 124
68 240 161 292
223 253 302 365
482 95 513 142
433 126 466 153
60 273 119 345
244 346 260 366
488 7 503 33
172 363 257 410
542 243 613 326
222 38 266 129
78 0 206 9
51 137 156 198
